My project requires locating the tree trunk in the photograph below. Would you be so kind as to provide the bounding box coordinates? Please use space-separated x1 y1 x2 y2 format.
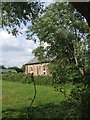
74 48 84 76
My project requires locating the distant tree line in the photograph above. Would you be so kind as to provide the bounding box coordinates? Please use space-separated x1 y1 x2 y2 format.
0 64 25 73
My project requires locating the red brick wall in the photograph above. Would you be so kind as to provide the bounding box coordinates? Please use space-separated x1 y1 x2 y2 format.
25 63 49 76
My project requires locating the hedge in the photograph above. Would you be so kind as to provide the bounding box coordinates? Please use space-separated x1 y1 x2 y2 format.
2 72 53 86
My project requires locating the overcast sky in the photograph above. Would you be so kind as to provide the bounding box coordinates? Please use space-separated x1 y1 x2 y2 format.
0 28 40 68
0 0 54 68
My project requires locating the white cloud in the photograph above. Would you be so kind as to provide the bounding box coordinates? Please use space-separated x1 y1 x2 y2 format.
40 0 54 7
0 29 39 68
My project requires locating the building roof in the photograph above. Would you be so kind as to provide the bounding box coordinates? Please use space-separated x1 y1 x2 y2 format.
25 57 50 65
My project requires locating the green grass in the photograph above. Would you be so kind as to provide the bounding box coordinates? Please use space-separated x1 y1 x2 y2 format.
0 80 2 120
2 81 73 119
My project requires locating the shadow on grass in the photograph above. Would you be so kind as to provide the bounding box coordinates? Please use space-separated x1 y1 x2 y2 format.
30 102 79 119
2 107 28 120
2 100 80 120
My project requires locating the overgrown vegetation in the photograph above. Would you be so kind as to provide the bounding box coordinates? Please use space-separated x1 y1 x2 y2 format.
2 73 52 86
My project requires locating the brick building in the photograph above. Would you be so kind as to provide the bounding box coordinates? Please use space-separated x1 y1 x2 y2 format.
25 57 50 76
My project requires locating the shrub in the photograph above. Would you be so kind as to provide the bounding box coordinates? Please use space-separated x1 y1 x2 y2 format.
2 73 52 86
68 83 90 119
35 75 52 85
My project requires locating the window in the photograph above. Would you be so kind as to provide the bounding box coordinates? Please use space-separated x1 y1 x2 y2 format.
43 71 46 75
36 65 39 75
42 65 46 75
30 67 33 74
43 65 46 71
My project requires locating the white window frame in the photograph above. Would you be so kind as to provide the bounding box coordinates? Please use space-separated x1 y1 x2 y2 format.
36 65 39 75
42 65 46 75
30 66 33 74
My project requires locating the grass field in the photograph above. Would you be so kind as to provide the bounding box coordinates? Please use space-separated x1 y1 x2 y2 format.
2 80 73 119
0 80 2 120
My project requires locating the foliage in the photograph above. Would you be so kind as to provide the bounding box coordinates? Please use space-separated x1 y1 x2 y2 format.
8 66 23 73
32 46 46 61
2 73 53 85
0 65 6 69
26 3 90 119
34 75 52 86
27 2 89 83
21 64 25 73
2 1 44 36
49 59 81 84
68 83 90 119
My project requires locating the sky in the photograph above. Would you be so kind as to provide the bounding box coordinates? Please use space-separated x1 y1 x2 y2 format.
0 28 40 68
0 0 53 68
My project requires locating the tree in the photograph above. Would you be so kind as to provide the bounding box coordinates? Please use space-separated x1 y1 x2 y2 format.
26 2 89 83
32 46 46 61
2 1 44 36
21 64 25 73
8 66 23 73
53 1 90 27
70 2 90 27
26 3 90 118
0 65 6 69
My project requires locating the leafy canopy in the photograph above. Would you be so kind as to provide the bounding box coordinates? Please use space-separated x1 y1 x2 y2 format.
27 2 89 82
2 1 44 36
